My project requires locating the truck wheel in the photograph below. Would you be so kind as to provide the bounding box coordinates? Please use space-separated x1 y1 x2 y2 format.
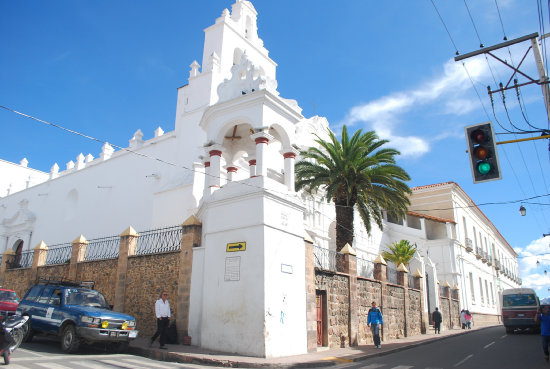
60 325 80 353
23 321 34 343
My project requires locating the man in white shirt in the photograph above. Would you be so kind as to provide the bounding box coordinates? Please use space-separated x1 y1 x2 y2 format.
149 291 171 349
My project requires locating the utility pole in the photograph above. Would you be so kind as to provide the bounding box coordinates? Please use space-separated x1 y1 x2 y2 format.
456 32 550 142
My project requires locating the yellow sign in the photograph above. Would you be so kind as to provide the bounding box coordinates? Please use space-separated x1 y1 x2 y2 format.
226 242 246 252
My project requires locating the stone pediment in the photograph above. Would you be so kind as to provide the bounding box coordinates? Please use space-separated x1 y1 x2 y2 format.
217 52 278 103
2 199 36 229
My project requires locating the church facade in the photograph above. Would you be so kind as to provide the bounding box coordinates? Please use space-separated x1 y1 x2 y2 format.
0 0 519 357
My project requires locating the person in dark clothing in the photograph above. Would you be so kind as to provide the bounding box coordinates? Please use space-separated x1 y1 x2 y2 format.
150 291 171 349
535 305 550 361
432 307 442 334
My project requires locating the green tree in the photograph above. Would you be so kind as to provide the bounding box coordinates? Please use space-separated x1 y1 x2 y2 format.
295 125 411 252
382 240 417 266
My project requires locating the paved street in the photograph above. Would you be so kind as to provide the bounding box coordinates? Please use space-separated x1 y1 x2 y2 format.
8 337 209 368
329 326 547 369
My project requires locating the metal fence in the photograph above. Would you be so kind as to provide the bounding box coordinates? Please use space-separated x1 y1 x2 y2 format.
408 272 416 288
313 246 338 272
85 235 120 261
45 243 73 265
357 257 374 279
136 225 183 255
386 262 398 284
6 250 34 269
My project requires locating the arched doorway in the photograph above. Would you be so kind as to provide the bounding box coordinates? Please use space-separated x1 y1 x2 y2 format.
13 240 23 267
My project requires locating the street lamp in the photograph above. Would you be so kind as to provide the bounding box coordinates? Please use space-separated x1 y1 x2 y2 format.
519 205 526 216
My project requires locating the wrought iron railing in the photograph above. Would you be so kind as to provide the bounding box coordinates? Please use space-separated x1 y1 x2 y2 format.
465 238 473 251
313 245 338 272
357 257 374 278
136 225 183 255
386 263 398 284
6 250 34 269
45 243 73 265
85 235 120 261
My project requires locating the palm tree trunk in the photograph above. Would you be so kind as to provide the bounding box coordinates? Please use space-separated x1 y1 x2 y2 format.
335 200 354 252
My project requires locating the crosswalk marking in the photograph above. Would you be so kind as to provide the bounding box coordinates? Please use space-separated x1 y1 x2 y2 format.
36 363 73 369
121 358 181 367
69 360 111 369
100 359 157 368
391 366 414 369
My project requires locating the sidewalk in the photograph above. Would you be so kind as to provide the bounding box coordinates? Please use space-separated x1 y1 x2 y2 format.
127 325 499 368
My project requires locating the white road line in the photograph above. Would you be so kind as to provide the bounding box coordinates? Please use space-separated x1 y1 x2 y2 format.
121 358 181 368
500 334 507 339
453 354 473 367
484 341 495 349
4 365 28 369
36 363 73 369
358 365 386 369
100 359 153 369
69 360 112 369
17 347 48 357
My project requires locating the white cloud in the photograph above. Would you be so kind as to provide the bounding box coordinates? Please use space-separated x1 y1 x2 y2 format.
516 236 550 297
339 58 489 158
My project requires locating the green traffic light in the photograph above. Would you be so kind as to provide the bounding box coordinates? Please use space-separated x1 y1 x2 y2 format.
477 161 491 174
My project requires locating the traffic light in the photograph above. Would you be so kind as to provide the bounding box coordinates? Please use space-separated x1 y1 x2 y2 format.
465 121 502 183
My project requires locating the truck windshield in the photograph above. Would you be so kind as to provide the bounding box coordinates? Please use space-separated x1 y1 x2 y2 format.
65 289 109 309
503 293 537 307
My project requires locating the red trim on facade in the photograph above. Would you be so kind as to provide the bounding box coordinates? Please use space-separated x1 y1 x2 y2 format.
227 166 238 173
254 137 269 144
283 152 296 159
209 150 222 157
204 162 210 168
248 160 256 166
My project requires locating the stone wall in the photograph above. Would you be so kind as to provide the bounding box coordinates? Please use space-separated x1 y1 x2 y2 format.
357 278 382 344
126 253 179 336
76 259 118 308
407 289 422 336
0 220 199 344
451 299 461 328
385 284 405 339
315 272 349 348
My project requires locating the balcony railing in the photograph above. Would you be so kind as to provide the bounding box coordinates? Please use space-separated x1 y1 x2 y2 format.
313 246 339 272
357 257 374 279
475 247 482 259
465 238 473 252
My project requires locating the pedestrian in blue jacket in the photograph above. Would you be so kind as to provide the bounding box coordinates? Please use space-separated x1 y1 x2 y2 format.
535 305 550 362
367 301 384 348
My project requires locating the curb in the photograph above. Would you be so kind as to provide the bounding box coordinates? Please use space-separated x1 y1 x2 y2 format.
128 326 499 368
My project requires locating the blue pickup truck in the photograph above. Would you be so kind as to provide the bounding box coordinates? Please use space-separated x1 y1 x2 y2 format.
16 279 138 353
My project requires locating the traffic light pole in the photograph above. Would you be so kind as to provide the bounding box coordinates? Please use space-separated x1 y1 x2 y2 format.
496 134 550 145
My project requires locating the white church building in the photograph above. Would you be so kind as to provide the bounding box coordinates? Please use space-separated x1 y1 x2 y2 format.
0 0 519 357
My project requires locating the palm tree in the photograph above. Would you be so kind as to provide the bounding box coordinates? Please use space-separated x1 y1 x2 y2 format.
295 125 411 252
382 240 417 266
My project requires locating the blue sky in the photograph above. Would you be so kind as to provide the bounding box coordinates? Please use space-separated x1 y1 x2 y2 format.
1 1 549 298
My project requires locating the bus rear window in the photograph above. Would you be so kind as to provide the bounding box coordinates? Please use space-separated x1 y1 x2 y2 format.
503 294 537 307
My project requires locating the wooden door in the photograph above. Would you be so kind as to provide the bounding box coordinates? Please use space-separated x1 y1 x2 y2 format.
316 291 324 346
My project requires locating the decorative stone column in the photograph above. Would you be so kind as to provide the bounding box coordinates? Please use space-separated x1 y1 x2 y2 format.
397 263 410 337
203 159 211 197
281 147 299 192
207 144 223 189
341 243 358 347
248 157 257 177
412 268 428 333
373 255 387 282
30 241 48 282
69 235 88 281
177 215 201 344
443 281 452 329
114 227 139 312
373 255 388 342
250 132 274 177
304 233 317 352
226 166 238 182
397 263 409 288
